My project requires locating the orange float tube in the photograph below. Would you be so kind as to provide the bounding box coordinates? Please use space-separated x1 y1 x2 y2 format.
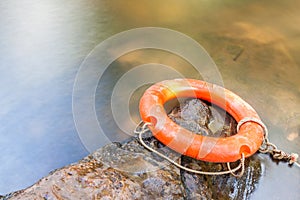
139 79 264 163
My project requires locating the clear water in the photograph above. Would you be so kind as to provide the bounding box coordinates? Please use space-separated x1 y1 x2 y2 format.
0 0 299 199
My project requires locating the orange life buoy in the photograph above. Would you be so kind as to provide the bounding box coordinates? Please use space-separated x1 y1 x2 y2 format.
139 79 264 163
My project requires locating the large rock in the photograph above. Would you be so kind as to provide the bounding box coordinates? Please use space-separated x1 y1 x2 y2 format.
2 99 262 200
2 137 184 200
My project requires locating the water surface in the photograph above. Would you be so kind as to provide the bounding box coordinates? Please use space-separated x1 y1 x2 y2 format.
0 0 299 199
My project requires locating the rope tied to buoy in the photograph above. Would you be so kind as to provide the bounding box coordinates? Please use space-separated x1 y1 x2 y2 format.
135 117 299 178
136 79 300 177
238 117 300 167
134 121 246 177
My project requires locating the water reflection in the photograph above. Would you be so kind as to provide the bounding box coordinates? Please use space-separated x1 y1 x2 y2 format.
0 0 112 194
95 50 201 145
0 0 299 199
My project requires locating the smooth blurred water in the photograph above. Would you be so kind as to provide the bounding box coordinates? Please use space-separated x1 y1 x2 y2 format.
0 0 299 199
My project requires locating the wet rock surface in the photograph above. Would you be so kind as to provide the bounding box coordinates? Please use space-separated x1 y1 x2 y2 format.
2 138 184 200
2 99 262 200
171 99 262 200
181 155 262 200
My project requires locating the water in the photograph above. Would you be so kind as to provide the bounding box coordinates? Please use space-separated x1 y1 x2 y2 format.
0 0 299 199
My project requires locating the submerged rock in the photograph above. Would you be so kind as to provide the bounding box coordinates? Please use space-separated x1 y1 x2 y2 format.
2 99 262 200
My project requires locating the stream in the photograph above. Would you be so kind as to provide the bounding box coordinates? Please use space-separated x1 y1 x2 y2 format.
0 0 299 199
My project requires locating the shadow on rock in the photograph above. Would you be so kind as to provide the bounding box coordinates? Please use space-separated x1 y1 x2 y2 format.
181 155 262 200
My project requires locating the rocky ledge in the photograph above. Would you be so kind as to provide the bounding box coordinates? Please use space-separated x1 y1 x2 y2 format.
1 99 263 200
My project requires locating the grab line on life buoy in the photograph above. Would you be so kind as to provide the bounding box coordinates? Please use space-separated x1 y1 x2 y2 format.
135 121 246 177
139 79 265 163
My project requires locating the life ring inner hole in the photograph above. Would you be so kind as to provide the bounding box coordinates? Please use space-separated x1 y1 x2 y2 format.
145 116 157 127
164 97 238 138
239 145 251 156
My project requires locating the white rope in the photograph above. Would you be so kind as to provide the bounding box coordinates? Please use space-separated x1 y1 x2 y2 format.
136 122 245 176
227 154 245 178
237 117 268 139
136 115 299 177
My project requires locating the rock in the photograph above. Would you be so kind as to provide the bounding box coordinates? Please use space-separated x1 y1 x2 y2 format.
181 155 262 200
174 99 262 200
169 99 211 135
3 137 185 200
1 99 262 200
160 99 262 200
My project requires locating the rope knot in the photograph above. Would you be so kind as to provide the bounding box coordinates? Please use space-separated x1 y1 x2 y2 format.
272 149 288 160
289 153 299 165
